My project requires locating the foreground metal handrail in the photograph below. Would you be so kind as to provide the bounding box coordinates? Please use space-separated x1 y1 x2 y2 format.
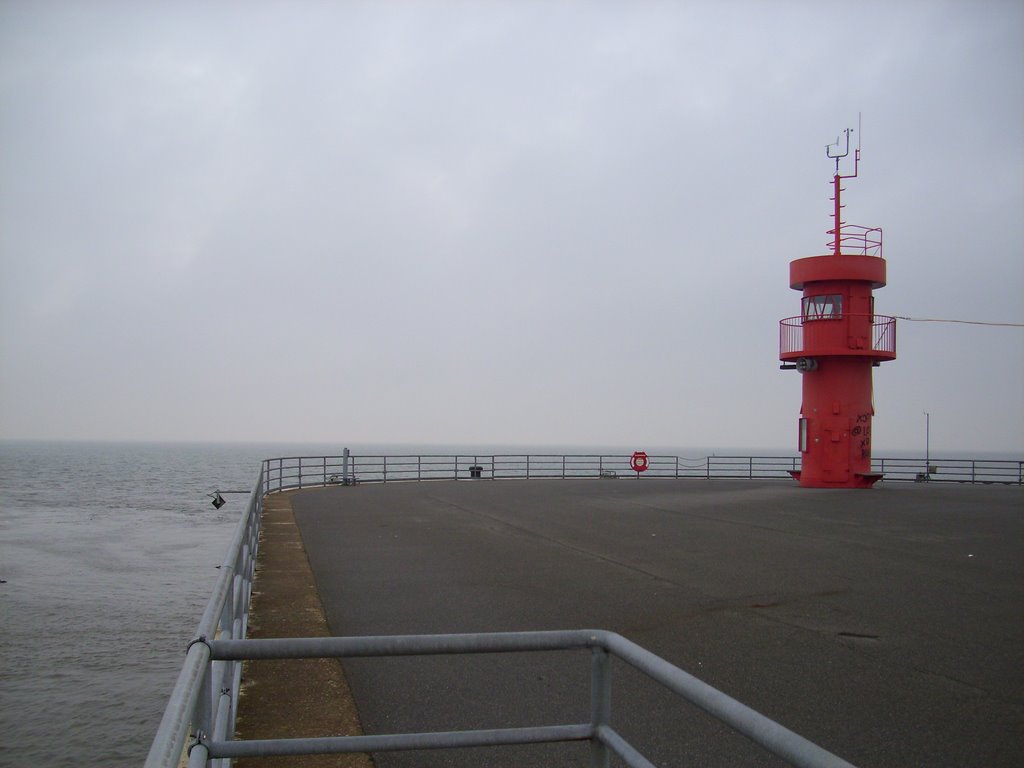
145 468 263 768
201 630 856 768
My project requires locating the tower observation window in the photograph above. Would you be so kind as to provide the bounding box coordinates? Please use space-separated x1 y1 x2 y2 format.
802 294 843 320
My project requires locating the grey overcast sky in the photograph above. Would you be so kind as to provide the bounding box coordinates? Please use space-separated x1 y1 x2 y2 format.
1 0 1022 453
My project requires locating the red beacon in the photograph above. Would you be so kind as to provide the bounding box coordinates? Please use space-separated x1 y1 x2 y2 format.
779 127 896 488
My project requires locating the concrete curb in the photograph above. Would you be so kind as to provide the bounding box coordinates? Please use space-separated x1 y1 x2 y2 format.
234 490 373 768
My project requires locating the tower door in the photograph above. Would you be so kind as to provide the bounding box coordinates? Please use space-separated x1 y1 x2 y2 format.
822 417 851 482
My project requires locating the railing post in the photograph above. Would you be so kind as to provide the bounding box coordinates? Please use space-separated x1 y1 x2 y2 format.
562 455 566 479
749 457 753 479
383 456 388 483
971 460 976 484
590 647 611 768
185 741 208 768
298 457 303 489
323 456 327 486
418 455 422 481
195 664 214 754
526 455 530 479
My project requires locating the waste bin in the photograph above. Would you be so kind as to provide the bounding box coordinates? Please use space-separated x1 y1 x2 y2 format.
469 465 483 479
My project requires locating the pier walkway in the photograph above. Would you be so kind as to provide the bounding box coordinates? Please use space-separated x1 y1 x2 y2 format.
275 479 1021 767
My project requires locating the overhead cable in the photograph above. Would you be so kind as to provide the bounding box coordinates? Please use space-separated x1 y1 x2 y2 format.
892 315 1024 328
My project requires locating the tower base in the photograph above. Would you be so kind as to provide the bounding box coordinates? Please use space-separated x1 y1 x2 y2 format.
788 470 883 489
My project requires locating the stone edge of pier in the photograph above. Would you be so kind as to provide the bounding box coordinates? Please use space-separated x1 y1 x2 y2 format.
233 489 373 768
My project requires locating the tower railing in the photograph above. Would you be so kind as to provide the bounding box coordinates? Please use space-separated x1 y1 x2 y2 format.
825 224 883 257
871 315 896 354
779 314 896 356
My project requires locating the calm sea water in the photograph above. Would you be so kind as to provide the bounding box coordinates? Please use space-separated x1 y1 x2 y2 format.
0 440 649 767
0 442 276 768
0 440 1017 767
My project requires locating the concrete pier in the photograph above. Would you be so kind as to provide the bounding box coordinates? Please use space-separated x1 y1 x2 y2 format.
252 479 1022 767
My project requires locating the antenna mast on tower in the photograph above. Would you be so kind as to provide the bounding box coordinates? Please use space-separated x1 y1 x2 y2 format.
826 115 863 257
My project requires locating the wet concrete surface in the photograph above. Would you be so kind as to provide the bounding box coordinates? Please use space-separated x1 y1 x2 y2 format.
286 479 1023 767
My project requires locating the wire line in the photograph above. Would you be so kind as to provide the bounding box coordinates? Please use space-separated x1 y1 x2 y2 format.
893 315 1024 328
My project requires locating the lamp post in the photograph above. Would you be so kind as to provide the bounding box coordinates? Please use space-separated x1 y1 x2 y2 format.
924 411 930 478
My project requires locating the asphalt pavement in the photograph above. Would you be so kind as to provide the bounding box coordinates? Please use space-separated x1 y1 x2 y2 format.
290 478 1023 767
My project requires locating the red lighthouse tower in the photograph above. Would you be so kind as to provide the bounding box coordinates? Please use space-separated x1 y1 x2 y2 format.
779 128 896 488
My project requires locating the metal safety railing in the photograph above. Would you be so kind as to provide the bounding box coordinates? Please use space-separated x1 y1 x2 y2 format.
873 456 1024 485
825 223 883 257
778 314 897 357
145 467 263 768
193 629 855 768
262 452 712 488
147 451 1021 766
261 452 1022 488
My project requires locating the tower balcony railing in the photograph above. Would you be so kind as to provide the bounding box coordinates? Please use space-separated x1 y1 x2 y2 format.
779 314 896 357
826 224 883 257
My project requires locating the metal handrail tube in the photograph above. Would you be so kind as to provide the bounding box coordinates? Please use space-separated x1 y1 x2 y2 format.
207 629 855 768
590 647 611 767
186 742 208 768
210 688 233 754
594 725 658 768
145 469 264 768
206 723 594 758
600 632 855 768
146 641 212 768
211 629 598 659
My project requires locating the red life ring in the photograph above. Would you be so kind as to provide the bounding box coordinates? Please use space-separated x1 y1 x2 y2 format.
630 451 649 473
